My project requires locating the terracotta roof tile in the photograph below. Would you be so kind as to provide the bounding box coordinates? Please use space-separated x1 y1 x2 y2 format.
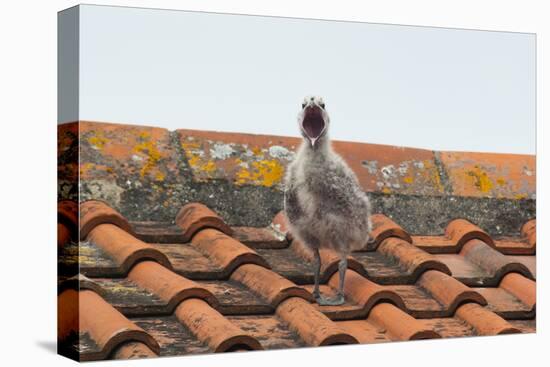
276 297 358 346
231 226 287 249
377 238 451 280
412 218 494 253
492 219 536 255
473 286 534 319
111 341 158 360
289 241 368 282
417 270 487 312
413 218 536 255
231 263 313 306
369 214 412 249
191 228 270 275
59 194 536 360
84 223 171 276
327 270 406 316
367 303 441 340
271 211 291 240
58 289 160 361
455 303 520 335
175 202 233 242
58 200 78 248
499 273 536 310
174 298 263 352
459 239 535 282
80 200 134 240
127 261 219 310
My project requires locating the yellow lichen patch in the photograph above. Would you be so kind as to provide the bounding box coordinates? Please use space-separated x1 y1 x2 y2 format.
496 178 506 186
181 141 202 151
235 159 284 187
187 154 201 168
403 176 414 184
134 135 162 179
382 187 391 194
514 193 528 200
181 141 216 176
202 160 216 173
155 171 165 182
466 166 493 193
88 132 108 150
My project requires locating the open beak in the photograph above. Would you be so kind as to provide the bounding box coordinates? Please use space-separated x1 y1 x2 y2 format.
301 105 326 148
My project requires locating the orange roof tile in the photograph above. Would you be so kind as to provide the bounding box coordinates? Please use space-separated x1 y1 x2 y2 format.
58 199 536 360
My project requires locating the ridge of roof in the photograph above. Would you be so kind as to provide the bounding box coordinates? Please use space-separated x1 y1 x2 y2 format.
58 120 536 235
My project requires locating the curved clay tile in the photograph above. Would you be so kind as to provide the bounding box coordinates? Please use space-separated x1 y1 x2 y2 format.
327 270 406 315
499 272 536 310
318 248 368 283
80 200 134 240
288 240 367 282
522 219 536 248
191 228 269 275
271 211 291 240
276 297 358 346
175 203 233 242
417 270 487 314
231 226 288 249
127 260 219 311
58 200 78 247
58 289 160 361
58 273 106 297
455 303 520 335
231 263 313 306
111 341 158 360
175 298 263 352
335 320 391 344
58 288 79 341
367 303 441 340
378 238 451 281
368 214 412 250
460 239 535 283
492 219 536 255
445 218 494 250
87 223 172 274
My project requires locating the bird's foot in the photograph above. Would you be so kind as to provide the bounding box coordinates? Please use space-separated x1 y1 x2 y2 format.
314 293 345 306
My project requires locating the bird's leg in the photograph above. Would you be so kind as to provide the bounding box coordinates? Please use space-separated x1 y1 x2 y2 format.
313 250 346 306
312 248 321 300
335 257 347 303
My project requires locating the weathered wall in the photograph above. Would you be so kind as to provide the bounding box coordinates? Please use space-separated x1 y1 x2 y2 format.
58 121 536 236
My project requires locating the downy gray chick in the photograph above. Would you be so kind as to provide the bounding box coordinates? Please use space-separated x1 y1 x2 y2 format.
284 95 373 306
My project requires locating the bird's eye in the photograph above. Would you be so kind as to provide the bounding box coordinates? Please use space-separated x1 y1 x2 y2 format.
320 103 325 109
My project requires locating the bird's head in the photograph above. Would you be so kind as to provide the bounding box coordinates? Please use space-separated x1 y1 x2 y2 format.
297 95 330 148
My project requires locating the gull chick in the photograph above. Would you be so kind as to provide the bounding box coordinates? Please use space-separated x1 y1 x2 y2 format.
284 95 372 306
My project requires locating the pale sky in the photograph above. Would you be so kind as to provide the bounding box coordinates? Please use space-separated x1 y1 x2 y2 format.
75 4 535 154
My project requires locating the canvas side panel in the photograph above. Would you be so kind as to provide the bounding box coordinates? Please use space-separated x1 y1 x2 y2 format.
58 5 80 362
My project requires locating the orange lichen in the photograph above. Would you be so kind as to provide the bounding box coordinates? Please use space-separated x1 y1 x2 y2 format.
403 176 414 184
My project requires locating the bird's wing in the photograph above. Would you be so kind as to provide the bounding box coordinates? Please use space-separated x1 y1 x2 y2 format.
283 171 304 224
